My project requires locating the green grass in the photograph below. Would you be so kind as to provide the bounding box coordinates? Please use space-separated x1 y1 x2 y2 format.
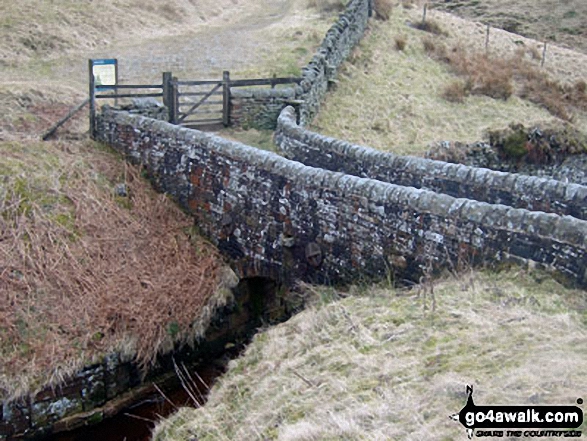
310 12 556 156
153 268 587 440
218 128 278 152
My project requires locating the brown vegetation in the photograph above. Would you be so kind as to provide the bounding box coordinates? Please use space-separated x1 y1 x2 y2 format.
441 80 468 103
421 35 438 54
0 140 223 399
427 40 586 120
414 19 447 36
394 35 407 51
374 0 393 21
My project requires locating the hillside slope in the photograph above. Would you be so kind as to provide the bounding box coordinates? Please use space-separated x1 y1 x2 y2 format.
0 139 232 400
0 0 244 65
311 4 587 155
431 0 587 54
153 269 587 440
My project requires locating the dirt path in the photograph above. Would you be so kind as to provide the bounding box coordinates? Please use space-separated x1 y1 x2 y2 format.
10 0 298 86
1 0 323 140
105 0 295 82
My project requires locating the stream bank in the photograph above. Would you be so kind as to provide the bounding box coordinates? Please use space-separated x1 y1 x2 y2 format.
1 276 300 441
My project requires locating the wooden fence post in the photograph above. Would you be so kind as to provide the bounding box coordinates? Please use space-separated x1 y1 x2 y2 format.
541 43 547 67
163 71 174 123
223 70 230 127
88 59 96 139
171 76 179 124
422 3 427 24
485 24 490 54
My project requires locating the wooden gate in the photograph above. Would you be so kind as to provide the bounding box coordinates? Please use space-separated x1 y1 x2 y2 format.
168 71 230 128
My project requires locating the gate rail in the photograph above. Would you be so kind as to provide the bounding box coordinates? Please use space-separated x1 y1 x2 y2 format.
89 66 302 136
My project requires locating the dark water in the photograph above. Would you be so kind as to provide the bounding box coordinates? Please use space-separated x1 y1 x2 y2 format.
50 365 222 441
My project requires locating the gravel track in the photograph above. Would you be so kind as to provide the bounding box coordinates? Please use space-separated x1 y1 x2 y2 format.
54 0 296 84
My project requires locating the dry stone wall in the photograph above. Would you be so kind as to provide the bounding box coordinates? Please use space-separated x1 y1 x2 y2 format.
296 0 372 125
275 107 587 220
228 0 371 130
95 109 587 288
230 87 297 130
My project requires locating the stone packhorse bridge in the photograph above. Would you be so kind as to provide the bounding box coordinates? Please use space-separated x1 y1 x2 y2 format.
3 1 587 439
95 107 587 288
94 0 587 289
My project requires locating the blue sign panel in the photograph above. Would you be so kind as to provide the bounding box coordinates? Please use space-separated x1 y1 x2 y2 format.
91 59 118 91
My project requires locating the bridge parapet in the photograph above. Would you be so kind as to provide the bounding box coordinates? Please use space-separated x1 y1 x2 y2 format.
96 109 587 287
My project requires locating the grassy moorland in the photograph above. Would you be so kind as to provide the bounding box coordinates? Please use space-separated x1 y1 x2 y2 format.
154 269 587 440
310 2 587 155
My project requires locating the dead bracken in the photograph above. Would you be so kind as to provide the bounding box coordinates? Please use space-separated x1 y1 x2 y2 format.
0 140 221 400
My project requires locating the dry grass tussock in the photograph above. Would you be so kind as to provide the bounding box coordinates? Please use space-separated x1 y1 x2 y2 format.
394 35 407 51
414 19 447 36
0 140 227 400
428 43 587 121
153 268 587 440
373 0 393 21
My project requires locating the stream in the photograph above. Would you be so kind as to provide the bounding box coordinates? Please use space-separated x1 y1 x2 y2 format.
49 364 223 441
28 276 281 441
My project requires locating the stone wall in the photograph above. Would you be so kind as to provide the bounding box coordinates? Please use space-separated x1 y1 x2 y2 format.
275 107 587 220
230 87 298 130
296 0 372 125
114 98 169 120
95 109 587 288
227 0 371 130
427 140 587 186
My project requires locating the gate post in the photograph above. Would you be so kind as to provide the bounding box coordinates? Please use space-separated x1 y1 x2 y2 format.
223 70 230 127
163 72 178 125
88 59 96 139
162 71 173 123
